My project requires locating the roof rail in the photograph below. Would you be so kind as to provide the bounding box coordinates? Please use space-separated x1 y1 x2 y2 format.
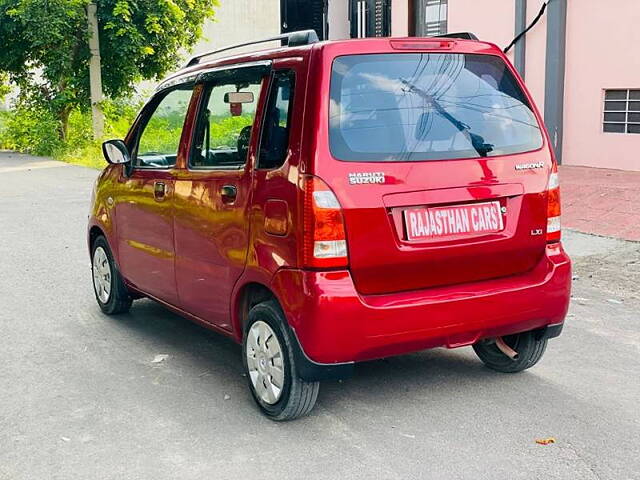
184 30 320 68
434 32 479 41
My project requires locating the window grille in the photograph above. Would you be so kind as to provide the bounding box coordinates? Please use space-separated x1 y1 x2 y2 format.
422 0 448 37
603 89 640 134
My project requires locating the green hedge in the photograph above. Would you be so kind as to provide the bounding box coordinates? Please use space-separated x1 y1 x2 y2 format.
0 106 65 157
0 100 140 167
0 101 254 169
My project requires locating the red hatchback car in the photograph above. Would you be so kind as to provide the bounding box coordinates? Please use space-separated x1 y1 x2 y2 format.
89 31 571 420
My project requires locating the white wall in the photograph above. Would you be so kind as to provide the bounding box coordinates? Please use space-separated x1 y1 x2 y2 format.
196 0 281 58
137 0 280 94
391 0 409 36
328 0 350 39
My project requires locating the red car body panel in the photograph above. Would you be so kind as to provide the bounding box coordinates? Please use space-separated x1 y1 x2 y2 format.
88 36 571 372
114 168 178 304
272 243 570 364
170 80 269 330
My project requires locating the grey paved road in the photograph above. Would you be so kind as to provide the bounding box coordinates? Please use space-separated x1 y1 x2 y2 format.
1 152 639 480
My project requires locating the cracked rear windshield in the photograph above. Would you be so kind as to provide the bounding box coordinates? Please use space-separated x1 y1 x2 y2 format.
329 53 543 162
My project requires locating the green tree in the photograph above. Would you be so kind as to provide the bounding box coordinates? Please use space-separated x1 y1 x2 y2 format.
0 72 10 100
0 0 217 139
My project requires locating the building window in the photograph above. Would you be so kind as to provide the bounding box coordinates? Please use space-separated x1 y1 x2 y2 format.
350 0 391 38
415 0 447 37
603 89 640 134
281 0 328 40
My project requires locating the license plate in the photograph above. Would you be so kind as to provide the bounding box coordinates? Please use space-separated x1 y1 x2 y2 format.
404 201 504 241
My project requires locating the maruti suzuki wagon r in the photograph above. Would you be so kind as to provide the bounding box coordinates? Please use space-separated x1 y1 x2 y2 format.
88 30 571 420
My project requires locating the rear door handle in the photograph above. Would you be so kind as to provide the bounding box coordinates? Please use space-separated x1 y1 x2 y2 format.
220 184 237 203
154 181 166 201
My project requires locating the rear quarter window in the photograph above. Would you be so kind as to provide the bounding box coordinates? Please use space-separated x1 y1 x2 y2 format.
329 53 543 162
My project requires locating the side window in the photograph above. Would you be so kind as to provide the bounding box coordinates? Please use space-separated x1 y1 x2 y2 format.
136 87 193 168
190 79 263 169
258 73 294 169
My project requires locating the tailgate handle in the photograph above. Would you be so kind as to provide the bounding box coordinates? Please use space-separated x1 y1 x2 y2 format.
382 183 524 207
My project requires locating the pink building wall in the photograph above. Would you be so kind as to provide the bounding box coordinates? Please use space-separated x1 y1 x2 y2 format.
447 0 515 55
563 0 640 171
446 0 640 171
328 0 639 171
523 0 547 116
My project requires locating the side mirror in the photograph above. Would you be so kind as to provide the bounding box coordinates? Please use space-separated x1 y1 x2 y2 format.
102 139 131 165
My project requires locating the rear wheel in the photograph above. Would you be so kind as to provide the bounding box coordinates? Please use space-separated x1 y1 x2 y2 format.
91 236 132 315
473 331 547 373
243 300 319 421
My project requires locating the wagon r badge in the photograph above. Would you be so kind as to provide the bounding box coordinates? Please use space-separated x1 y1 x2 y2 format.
515 162 544 171
348 172 385 185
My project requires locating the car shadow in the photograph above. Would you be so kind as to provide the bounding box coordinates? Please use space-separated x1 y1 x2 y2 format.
111 298 244 377
320 349 513 406
110 298 547 415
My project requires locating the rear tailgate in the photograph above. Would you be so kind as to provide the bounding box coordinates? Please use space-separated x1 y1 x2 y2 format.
312 45 552 295
337 159 549 294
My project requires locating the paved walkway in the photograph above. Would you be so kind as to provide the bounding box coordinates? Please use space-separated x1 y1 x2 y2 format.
560 165 640 242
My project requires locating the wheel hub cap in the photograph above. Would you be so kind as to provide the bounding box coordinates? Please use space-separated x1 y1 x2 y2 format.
92 246 112 304
246 321 284 405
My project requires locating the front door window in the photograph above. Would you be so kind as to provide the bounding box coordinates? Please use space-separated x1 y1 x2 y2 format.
135 87 193 169
115 85 193 306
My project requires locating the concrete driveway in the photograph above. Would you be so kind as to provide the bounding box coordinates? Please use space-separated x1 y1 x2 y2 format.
1 152 639 480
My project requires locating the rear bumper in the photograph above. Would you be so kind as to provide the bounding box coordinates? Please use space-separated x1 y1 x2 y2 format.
272 243 571 368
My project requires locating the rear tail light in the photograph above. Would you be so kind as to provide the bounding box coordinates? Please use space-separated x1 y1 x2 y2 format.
302 175 348 268
546 166 561 243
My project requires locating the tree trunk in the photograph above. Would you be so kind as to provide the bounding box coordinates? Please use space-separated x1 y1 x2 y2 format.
58 107 72 142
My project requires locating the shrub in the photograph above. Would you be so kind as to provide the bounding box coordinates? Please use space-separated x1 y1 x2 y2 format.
103 98 144 139
1 97 258 169
0 98 144 168
0 106 64 156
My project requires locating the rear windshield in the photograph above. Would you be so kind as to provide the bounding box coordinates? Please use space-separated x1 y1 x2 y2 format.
329 53 543 162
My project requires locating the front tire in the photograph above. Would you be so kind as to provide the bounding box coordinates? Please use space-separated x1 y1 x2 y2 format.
473 331 547 373
243 300 319 421
91 236 132 315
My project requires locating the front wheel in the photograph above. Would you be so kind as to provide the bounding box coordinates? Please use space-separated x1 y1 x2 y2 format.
473 331 548 373
243 300 319 421
91 236 132 315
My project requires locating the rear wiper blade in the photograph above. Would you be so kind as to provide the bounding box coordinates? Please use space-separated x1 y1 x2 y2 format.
400 78 494 157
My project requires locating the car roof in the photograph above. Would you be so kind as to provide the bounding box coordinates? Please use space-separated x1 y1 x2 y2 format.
157 37 502 91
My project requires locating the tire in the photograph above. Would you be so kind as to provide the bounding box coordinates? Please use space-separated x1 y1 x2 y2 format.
473 331 547 373
243 300 320 421
91 235 132 315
